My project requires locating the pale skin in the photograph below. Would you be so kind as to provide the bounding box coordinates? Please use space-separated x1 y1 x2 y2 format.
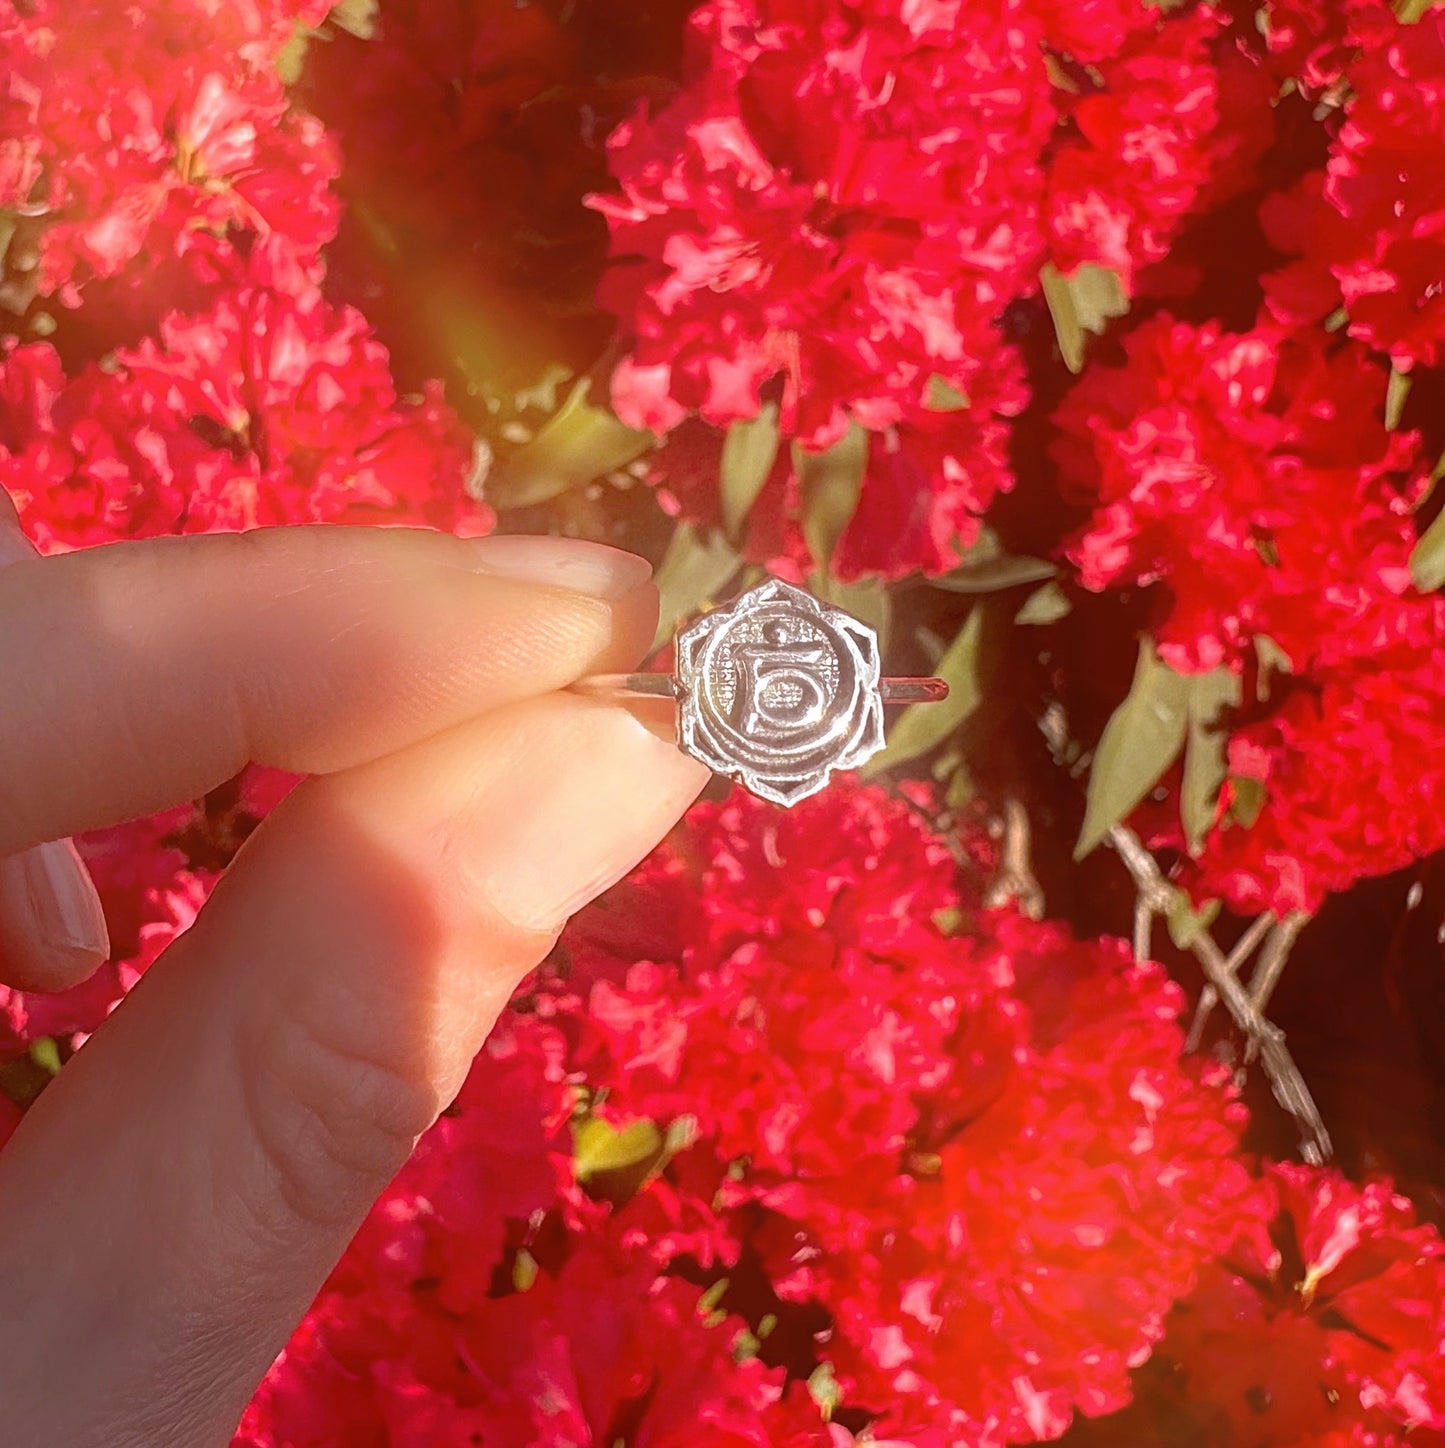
0 493 711 1447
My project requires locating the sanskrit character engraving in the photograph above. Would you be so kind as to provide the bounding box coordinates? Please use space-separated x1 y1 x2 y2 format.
729 620 833 734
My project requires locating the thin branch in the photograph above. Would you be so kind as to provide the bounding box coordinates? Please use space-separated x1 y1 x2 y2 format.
1133 896 1152 964
1107 823 1331 1164
1242 913 1308 1064
1250 913 1306 1014
1036 706 1328 1161
1186 911 1275 1051
982 798 1045 920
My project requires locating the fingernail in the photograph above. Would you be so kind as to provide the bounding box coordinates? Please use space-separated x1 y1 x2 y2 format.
467 534 652 600
0 839 111 973
478 701 709 934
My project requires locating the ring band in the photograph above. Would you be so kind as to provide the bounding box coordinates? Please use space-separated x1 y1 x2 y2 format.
572 673 949 704
570 578 950 807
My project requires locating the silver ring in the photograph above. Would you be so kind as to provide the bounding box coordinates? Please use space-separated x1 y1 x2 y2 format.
572 578 949 806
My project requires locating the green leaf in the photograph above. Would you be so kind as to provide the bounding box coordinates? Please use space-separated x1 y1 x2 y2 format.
1397 0 1443 22
944 758 976 810
1040 262 1130 373
1075 638 1191 859
1410 507 1445 592
1015 580 1071 624
697 1279 730 1317
810 571 892 651
932 554 1057 594
720 403 781 538
1166 893 1221 950
0 212 16 271
275 25 311 83
732 1329 761 1360
1253 634 1294 703
488 378 653 509
511 362 574 415
795 424 868 571
662 1113 700 1158
1386 365 1413 431
572 1114 663 1182
808 1363 842 1420
862 605 985 777
511 1248 539 1293
330 0 379 37
27 1037 61 1077
1228 775 1268 829
932 906 965 936
1180 667 1243 856
924 374 971 411
651 524 741 652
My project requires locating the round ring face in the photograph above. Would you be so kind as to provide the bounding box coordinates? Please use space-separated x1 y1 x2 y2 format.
675 579 885 806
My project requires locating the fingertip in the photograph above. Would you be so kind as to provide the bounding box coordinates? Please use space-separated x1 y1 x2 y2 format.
465 534 653 600
0 839 110 992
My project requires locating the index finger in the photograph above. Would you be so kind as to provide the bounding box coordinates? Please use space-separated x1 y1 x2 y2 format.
0 525 659 853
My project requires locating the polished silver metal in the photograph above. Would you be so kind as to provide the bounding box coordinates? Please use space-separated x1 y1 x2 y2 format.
576 673 949 705
573 578 949 807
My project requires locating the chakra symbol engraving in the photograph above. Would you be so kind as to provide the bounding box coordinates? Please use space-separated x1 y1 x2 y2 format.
675 578 886 806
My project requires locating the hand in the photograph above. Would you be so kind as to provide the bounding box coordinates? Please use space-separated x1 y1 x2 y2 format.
0 500 709 1448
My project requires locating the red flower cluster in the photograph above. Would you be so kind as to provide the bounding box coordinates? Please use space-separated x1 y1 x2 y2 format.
0 0 336 316
1259 0 1358 94
595 0 1052 450
237 1013 826 1448
1053 317 1427 675
0 248 489 550
1097 1164 1445 1445
1265 3 1445 371
594 0 1268 578
237 784 1272 1445
1052 308 1445 913
1045 10 1272 291
1193 601 1445 915
587 0 1065 576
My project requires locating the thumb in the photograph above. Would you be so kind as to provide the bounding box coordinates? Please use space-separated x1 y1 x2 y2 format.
0 691 709 1448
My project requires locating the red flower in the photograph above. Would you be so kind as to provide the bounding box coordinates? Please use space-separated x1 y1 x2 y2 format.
238 1080 826 1446
1029 0 1168 67
593 0 1056 450
0 0 337 309
647 364 1023 581
1189 601 1445 916
1052 316 1429 674
238 784 1258 1444
1046 11 1275 292
1110 1163 1445 1445
1258 0 1363 94
1 252 488 551
1264 4 1445 370
547 787 1251 1444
